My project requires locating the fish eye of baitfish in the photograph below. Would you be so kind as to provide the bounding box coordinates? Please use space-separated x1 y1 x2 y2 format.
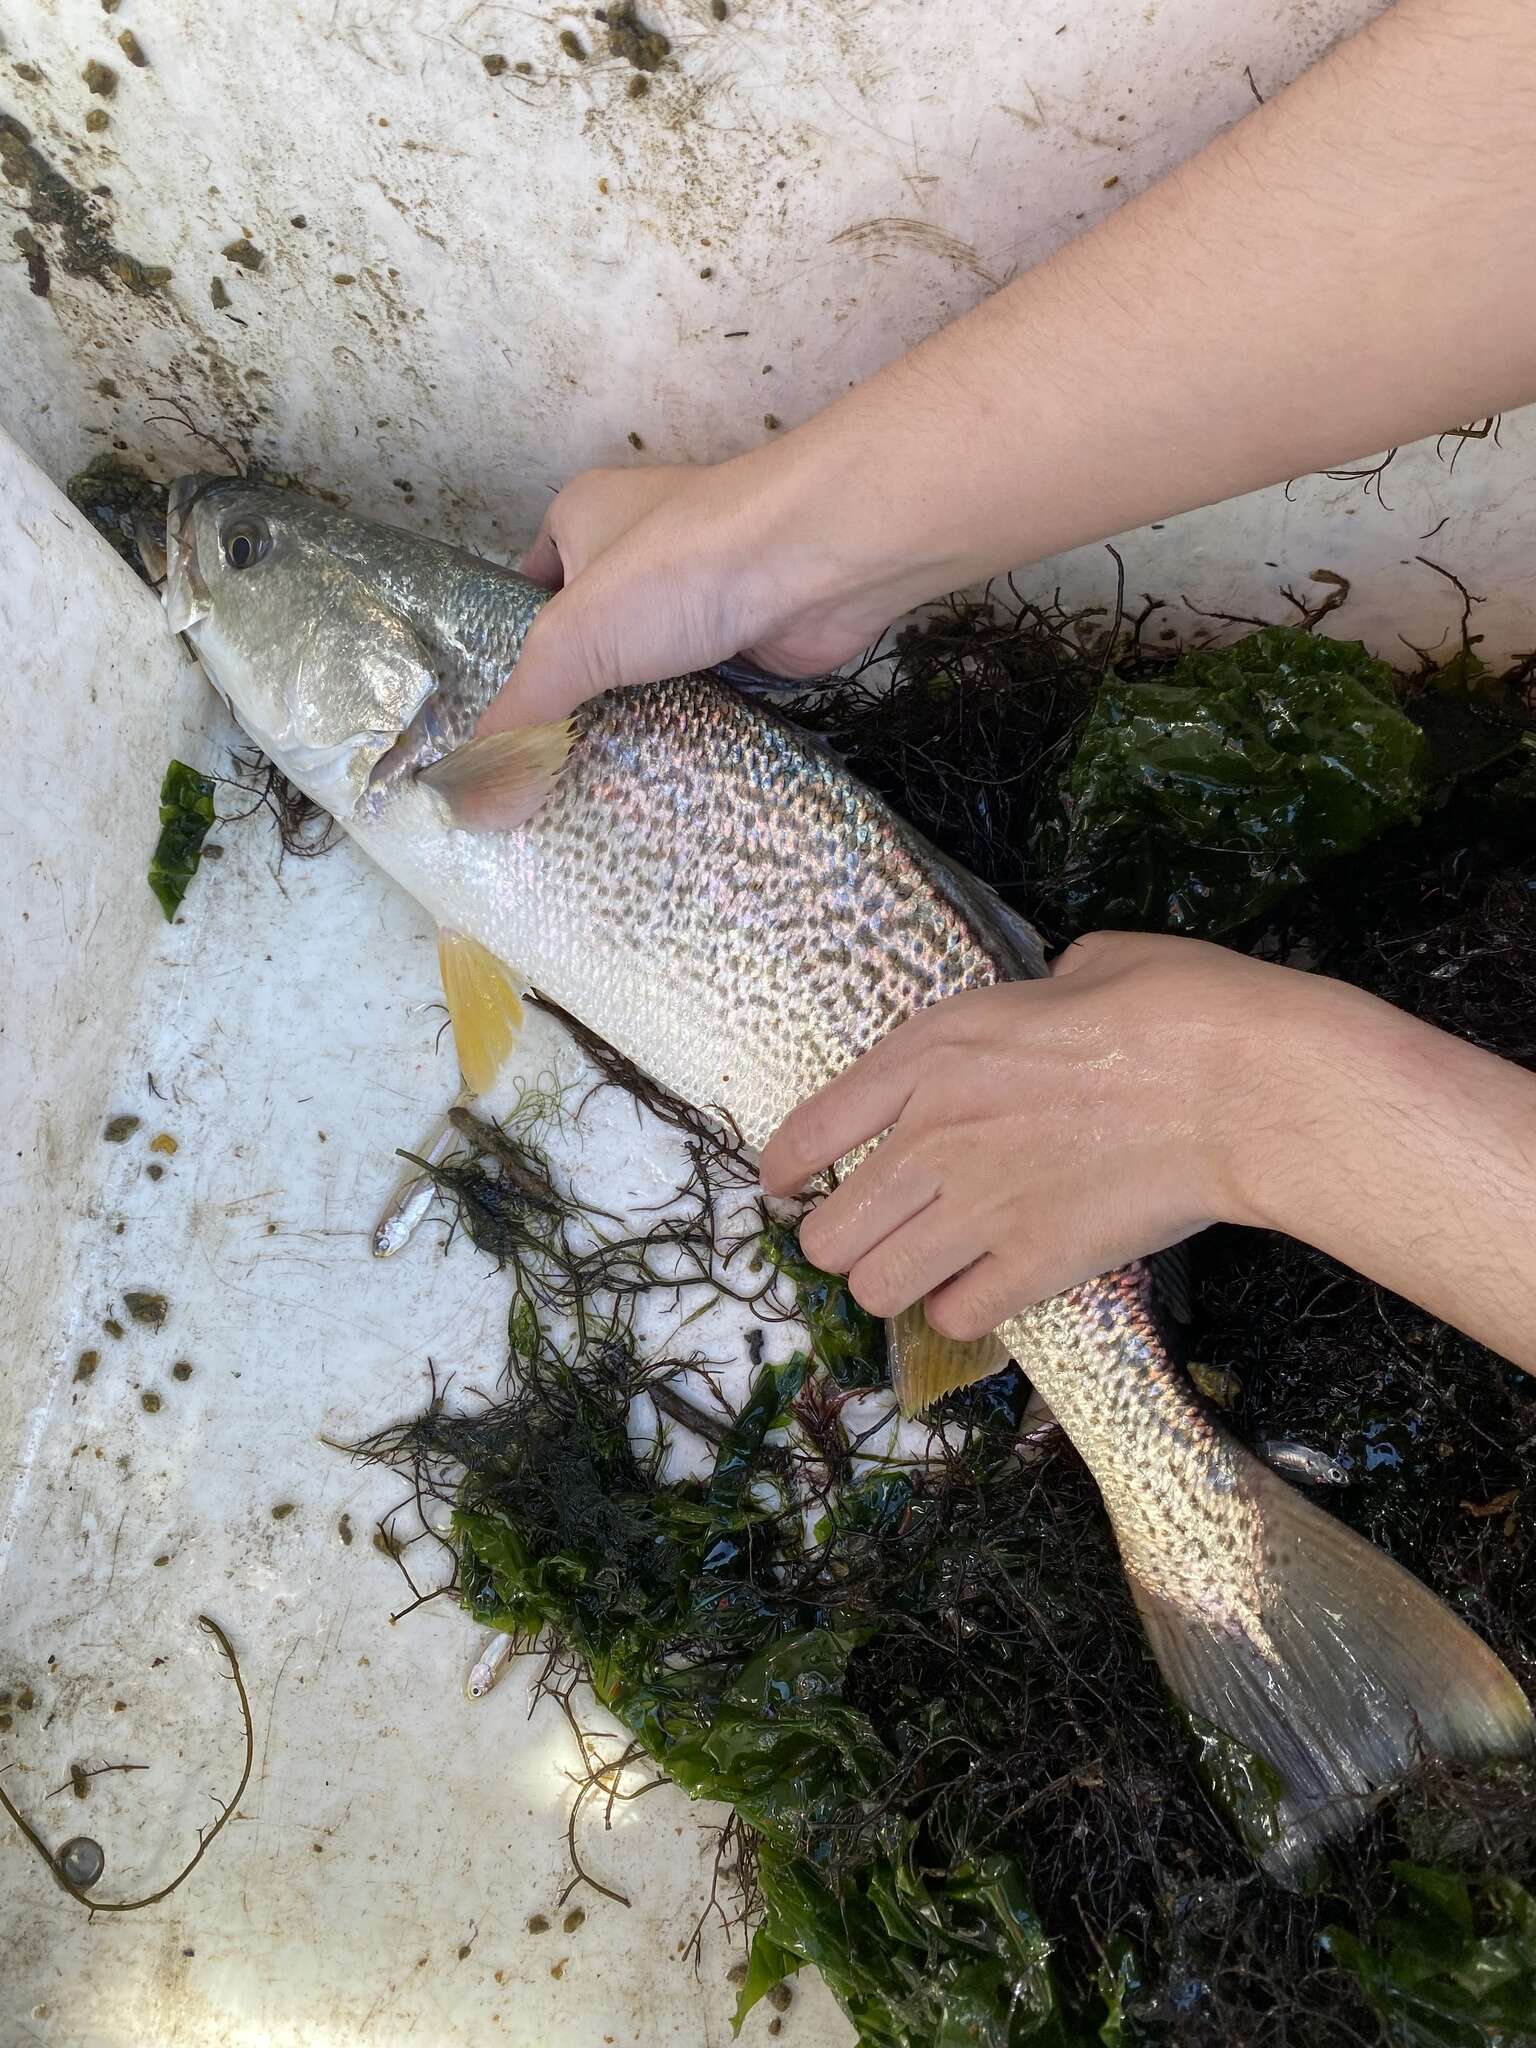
222 521 272 571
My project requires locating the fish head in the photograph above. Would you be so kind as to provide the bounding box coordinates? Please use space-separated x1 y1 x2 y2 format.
151 474 444 820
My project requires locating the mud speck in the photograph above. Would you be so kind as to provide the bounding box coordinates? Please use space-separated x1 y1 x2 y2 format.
222 236 263 271
153 1552 170 1566
549 1959 566 1981
515 59 533 74
85 107 109 132
145 1163 164 1181
606 3 669 69
70 1762 90 1799
712 0 728 17
14 61 45 84
627 430 644 450
289 213 308 228
332 272 356 285
103 1317 125 1340
481 52 508 75
270 1501 296 1521
210 275 230 309
457 1941 472 1960
337 1513 354 1545
372 1527 403 1559
627 73 649 98
768 2022 782 2039
81 59 117 97
15 227 50 296
764 413 781 430
562 1907 585 1934
526 1913 550 1934
123 1290 168 1330
140 1391 162 1414
149 1132 178 1155
96 375 120 398
171 1360 193 1382
74 1351 100 1383
117 29 148 66
767 1982 793 2012
558 29 586 60
103 1114 141 1143
101 0 121 12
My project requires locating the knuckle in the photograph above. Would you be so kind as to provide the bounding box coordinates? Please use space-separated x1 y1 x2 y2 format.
925 1295 990 1343
848 1259 906 1322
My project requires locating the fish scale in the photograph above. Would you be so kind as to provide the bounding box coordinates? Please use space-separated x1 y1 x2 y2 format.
148 474 1533 1872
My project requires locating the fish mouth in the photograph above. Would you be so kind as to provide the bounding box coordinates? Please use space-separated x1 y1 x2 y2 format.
140 473 235 632
135 508 168 585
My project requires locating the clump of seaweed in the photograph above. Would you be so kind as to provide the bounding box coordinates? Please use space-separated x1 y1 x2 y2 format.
65 453 168 584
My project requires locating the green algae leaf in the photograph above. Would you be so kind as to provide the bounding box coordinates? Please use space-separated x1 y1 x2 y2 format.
1322 1863 1536 2047
759 1223 883 1389
1052 628 1429 937
148 759 216 920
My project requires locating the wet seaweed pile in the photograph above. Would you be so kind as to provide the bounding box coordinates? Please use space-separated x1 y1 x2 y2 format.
350 590 1535 2046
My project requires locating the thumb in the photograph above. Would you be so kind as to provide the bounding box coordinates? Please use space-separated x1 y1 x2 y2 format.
518 516 565 590
478 588 610 734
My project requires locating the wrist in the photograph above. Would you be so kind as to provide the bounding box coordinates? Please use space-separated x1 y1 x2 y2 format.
724 405 966 655
1209 970 1411 1237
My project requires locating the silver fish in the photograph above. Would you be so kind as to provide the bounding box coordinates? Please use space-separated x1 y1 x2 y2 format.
373 1099 471 1257
466 1630 517 1701
142 476 1532 1869
1254 1439 1352 1488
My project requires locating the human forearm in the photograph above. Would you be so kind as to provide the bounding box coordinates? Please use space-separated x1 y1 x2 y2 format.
750 0 1536 648
1231 976 1536 1371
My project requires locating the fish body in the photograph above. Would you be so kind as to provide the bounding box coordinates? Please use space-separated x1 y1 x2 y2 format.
147 477 1532 1866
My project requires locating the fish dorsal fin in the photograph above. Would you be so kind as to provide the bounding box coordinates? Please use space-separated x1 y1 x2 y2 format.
888 1305 1010 1416
437 928 526 1094
420 722 575 832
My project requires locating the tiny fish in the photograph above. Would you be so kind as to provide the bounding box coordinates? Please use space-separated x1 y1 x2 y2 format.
372 1102 469 1256
1253 1439 1352 1488
466 1631 516 1701
143 476 1533 1870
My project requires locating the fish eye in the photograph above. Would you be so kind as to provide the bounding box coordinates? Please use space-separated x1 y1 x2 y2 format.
223 520 271 571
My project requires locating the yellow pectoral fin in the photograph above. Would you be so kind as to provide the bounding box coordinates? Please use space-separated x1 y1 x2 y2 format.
437 928 526 1094
419 722 574 832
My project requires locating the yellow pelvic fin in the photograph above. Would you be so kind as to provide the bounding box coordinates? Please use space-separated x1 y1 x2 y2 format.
437 928 526 1094
888 1305 1009 1417
420 721 575 832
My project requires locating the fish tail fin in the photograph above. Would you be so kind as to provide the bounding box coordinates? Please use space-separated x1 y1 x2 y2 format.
887 1305 1008 1416
1131 1453 1534 1873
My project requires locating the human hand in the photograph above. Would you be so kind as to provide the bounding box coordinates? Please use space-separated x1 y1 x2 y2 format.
758 932 1330 1341
479 447 940 733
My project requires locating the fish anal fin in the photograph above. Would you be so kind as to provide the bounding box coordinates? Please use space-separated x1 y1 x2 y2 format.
887 1305 1009 1416
437 928 526 1094
1130 1454 1534 1876
420 722 574 832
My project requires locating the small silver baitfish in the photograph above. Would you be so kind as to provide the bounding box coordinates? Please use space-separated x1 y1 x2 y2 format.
140 477 1532 1870
1254 1439 1352 1487
466 1631 517 1701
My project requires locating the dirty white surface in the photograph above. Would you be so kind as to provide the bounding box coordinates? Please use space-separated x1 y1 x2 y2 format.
1 0 1534 663
0 430 851 2045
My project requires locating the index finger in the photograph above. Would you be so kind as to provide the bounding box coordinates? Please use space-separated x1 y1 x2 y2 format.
759 1013 930 1194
